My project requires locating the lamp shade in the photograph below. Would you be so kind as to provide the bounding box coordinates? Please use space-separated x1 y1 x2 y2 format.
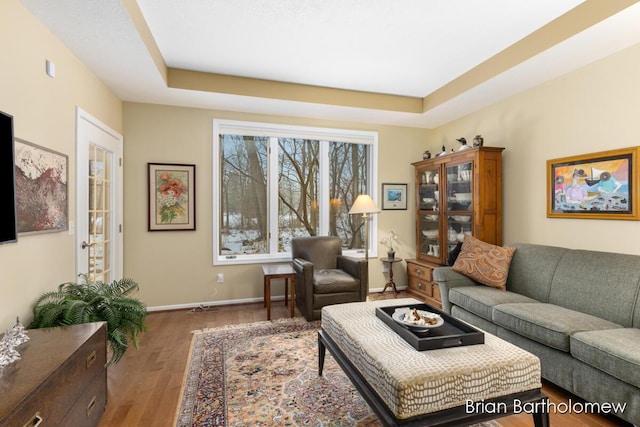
349 194 380 215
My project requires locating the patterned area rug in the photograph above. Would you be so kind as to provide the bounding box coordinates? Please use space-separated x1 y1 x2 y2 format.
174 318 502 427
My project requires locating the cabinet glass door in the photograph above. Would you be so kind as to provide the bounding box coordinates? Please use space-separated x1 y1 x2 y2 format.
419 212 440 258
446 214 472 257
445 161 473 260
446 162 473 212
418 168 440 211
418 167 440 259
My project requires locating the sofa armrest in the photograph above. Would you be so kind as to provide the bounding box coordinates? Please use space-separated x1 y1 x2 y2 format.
433 266 478 314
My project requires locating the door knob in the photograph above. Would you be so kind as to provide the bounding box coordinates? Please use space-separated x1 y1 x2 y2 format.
81 241 96 249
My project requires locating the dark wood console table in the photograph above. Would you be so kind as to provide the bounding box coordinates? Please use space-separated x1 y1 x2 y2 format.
0 322 107 427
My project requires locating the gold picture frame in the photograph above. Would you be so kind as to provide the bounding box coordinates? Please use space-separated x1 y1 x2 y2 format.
547 147 639 220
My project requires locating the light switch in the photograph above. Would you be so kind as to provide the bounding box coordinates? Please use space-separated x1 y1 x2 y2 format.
46 60 56 78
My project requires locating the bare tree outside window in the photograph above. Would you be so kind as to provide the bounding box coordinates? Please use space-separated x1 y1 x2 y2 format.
329 142 368 249
215 122 376 262
220 135 268 255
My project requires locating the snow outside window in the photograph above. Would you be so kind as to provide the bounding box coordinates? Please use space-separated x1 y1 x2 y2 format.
213 120 378 265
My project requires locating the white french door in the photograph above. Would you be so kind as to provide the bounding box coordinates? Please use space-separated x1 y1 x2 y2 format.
76 108 123 282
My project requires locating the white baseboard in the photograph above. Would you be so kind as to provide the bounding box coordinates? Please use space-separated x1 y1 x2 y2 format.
147 286 408 312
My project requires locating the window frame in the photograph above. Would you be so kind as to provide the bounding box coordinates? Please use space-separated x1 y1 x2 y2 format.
213 119 378 265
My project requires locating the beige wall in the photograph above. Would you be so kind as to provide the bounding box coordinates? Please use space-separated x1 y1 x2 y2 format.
0 0 122 330
428 42 640 254
126 41 640 310
4 0 640 319
123 103 429 308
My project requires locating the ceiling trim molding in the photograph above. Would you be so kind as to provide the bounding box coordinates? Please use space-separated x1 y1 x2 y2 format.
121 0 167 84
422 0 640 113
167 68 424 113
121 0 639 119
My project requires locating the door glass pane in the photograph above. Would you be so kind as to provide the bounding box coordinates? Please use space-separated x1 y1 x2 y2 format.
88 145 112 283
219 135 268 255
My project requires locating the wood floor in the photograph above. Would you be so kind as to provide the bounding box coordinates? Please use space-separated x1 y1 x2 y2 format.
98 292 631 427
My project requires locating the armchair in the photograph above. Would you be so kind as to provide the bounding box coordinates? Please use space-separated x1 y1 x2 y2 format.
292 236 368 321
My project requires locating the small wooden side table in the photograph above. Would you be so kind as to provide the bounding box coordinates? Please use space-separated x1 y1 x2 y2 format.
380 257 403 297
262 263 295 320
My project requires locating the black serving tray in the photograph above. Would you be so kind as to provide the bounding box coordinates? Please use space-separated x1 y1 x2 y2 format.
375 303 484 351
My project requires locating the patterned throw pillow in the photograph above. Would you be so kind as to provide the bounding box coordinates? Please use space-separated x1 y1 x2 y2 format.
451 236 516 290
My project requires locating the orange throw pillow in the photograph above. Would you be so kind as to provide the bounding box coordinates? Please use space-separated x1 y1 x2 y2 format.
451 236 515 290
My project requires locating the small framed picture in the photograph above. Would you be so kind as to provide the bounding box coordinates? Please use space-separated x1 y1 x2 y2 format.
148 163 196 231
382 183 408 210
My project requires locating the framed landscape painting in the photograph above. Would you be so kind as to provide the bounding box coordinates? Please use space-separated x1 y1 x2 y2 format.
547 147 640 220
14 138 68 234
148 163 196 231
382 183 408 210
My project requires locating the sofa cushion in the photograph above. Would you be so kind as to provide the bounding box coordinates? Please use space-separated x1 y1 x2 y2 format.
548 249 640 327
505 243 569 302
493 303 622 352
314 269 359 293
449 286 539 322
571 328 640 389
452 236 515 290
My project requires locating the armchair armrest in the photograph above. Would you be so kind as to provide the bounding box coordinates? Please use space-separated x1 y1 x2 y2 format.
337 255 368 301
433 266 479 314
293 258 315 317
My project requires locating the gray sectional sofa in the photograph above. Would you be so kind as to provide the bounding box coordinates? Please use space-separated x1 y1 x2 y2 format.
433 243 640 425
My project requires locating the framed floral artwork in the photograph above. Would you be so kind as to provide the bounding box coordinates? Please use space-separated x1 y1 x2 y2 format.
148 163 196 231
547 147 640 220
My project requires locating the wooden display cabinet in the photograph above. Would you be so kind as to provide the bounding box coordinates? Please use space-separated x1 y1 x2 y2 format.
408 147 504 305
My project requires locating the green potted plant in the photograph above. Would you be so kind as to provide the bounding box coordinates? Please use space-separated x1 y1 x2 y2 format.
28 274 147 365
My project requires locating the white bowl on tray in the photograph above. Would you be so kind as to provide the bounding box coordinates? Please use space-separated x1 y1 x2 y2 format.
422 197 435 204
392 308 444 332
451 215 471 222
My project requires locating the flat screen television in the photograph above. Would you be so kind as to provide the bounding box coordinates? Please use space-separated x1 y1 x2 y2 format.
0 111 18 244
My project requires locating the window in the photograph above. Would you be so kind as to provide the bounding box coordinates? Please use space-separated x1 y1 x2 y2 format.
213 120 378 265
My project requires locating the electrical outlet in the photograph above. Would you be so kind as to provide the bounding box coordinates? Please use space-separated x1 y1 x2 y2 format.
217 273 224 283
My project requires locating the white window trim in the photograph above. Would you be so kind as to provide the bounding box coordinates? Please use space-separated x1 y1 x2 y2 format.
213 119 378 266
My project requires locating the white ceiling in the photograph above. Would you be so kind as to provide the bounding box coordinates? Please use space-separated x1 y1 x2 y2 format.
19 0 640 128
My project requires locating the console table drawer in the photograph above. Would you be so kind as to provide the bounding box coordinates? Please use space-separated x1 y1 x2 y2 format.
60 374 107 427
0 323 107 427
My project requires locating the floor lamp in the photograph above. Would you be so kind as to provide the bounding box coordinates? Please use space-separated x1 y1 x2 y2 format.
348 194 380 261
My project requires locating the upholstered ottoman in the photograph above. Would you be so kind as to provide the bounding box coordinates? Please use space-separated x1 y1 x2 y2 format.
319 298 549 426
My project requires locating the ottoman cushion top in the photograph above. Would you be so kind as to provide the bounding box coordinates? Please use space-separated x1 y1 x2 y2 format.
322 298 541 419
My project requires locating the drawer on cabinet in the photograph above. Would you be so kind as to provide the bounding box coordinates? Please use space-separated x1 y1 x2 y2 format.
60 375 107 427
409 277 432 297
407 263 433 281
432 282 441 301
